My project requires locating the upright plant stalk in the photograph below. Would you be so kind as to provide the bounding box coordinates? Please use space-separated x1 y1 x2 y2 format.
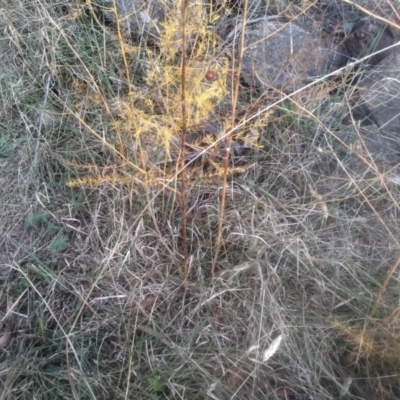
180 0 190 279
212 0 249 274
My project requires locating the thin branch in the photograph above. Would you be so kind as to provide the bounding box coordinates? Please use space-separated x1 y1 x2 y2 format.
180 0 190 279
212 0 249 274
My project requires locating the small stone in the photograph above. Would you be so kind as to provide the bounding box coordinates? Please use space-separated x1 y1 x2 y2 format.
344 19 394 66
241 21 348 91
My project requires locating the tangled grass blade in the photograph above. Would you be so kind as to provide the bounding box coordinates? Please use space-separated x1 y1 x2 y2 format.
262 335 283 363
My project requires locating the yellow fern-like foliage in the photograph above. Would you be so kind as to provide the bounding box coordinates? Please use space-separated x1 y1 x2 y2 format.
67 0 232 188
140 0 230 144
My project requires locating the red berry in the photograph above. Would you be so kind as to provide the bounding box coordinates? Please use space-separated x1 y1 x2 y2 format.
205 70 215 81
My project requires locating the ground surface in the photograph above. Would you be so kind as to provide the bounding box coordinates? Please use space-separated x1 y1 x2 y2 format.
1 0 400 399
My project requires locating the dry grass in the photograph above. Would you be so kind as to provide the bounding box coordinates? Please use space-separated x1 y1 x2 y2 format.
1 0 400 399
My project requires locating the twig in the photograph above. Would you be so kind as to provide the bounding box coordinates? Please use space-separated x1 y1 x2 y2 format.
212 0 249 275
180 0 190 279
